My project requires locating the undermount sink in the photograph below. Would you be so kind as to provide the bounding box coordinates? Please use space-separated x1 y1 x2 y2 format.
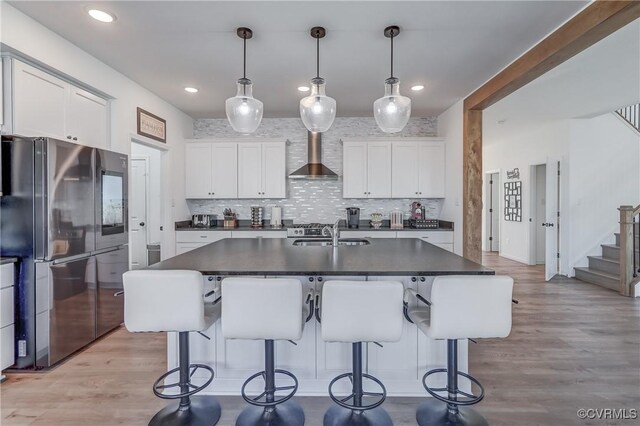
292 238 371 247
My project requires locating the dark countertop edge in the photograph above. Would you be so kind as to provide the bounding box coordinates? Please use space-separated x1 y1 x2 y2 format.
187 271 495 276
176 219 292 231
0 257 18 265
175 219 454 232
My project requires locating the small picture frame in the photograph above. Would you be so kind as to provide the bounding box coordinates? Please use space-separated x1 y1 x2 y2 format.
137 107 166 142
504 181 522 222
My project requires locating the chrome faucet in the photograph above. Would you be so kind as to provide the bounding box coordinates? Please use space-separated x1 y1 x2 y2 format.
323 219 341 246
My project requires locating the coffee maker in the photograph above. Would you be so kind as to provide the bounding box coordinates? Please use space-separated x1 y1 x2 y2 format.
346 207 360 229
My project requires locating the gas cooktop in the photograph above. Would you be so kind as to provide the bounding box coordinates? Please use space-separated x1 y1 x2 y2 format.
287 223 332 238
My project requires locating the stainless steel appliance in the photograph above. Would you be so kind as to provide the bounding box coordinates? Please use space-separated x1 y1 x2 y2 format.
411 202 423 220
288 132 338 179
287 223 333 238
346 207 360 229
0 136 129 369
192 214 216 228
410 219 439 229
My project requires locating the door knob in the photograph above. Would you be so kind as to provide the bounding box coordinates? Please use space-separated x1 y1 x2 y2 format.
139 222 145 226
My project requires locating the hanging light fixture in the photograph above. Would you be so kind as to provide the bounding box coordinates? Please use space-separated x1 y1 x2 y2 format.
226 27 263 134
374 25 411 133
300 26 336 133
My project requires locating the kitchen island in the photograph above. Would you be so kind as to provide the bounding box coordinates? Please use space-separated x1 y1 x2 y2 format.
148 238 493 396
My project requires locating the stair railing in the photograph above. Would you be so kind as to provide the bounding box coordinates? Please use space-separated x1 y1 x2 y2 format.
615 104 640 133
619 205 640 296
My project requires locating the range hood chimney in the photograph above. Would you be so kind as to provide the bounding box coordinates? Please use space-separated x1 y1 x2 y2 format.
288 131 338 179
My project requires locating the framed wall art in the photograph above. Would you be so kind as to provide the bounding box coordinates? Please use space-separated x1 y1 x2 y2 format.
504 181 522 222
137 107 166 142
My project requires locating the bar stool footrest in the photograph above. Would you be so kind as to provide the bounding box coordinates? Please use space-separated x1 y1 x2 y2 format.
153 364 214 399
422 368 484 406
241 369 299 407
328 372 387 411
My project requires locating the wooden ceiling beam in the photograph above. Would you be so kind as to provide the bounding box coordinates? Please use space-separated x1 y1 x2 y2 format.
465 0 640 112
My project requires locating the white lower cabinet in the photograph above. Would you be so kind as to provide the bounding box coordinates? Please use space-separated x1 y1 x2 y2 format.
175 231 232 255
231 231 287 239
1 263 16 371
341 230 397 239
366 276 418 382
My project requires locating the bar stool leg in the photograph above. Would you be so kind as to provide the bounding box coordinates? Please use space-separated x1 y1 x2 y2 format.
323 343 392 426
150 332 222 426
416 340 488 426
236 340 305 426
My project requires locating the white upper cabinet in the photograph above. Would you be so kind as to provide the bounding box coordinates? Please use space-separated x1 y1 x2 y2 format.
389 139 446 198
343 140 392 198
185 142 238 199
13 61 67 139
418 142 445 198
8 60 109 148
185 139 285 200
66 87 108 148
237 143 263 198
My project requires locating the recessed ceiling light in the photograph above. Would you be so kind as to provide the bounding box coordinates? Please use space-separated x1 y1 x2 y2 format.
411 85 425 91
297 86 310 92
88 9 115 23
184 87 199 93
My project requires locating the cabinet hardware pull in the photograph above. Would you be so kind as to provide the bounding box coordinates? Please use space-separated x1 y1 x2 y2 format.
114 291 124 297
73 137 77 141
67 136 72 139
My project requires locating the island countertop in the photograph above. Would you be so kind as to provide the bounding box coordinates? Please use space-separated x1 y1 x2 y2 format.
149 238 493 276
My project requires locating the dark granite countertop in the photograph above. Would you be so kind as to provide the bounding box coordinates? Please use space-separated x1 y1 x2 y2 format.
175 219 454 232
0 257 18 265
148 238 492 276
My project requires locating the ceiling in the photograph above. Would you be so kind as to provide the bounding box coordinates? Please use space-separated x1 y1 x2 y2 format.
485 18 640 138
8 1 589 119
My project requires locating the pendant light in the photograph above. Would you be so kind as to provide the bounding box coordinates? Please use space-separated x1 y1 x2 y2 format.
299 26 336 133
374 25 411 133
226 27 263 134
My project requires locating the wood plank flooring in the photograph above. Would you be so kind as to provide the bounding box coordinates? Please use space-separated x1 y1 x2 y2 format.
1 253 638 425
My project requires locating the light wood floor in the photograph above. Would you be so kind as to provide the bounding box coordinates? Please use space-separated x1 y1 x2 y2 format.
1 253 639 425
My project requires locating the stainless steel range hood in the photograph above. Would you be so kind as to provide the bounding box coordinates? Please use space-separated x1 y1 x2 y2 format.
289 131 338 179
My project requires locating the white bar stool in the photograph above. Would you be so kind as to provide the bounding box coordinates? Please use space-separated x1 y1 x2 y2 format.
321 280 404 426
222 277 312 426
405 275 514 426
123 270 222 426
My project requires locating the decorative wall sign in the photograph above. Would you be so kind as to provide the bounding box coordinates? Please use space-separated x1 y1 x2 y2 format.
137 107 166 142
506 168 520 179
504 181 522 222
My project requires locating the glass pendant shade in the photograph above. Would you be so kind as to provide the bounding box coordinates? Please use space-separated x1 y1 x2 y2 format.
225 78 263 134
299 78 336 133
374 78 411 133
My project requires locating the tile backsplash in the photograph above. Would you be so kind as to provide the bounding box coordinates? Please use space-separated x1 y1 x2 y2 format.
189 117 442 223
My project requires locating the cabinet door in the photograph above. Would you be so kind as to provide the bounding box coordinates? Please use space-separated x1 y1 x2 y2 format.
366 142 392 198
238 143 263 198
367 276 418 381
13 61 67 139
66 87 108 148
185 143 214 199
262 143 286 198
391 142 420 198
211 143 238 198
418 142 445 197
343 142 368 198
175 242 207 255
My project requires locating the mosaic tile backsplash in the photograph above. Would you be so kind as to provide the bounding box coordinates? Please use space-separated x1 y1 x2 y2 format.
189 117 443 223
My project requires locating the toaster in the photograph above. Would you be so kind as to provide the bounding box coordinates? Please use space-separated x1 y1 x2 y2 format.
192 214 217 228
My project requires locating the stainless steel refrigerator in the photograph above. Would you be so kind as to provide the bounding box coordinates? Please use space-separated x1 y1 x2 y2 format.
0 136 129 369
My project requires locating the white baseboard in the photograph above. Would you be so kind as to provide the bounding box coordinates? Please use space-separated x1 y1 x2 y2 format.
498 252 530 265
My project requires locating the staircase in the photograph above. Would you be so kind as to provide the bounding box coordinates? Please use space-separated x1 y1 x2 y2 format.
615 103 640 133
574 224 638 292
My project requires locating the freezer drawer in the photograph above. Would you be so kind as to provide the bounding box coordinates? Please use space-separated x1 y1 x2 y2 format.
35 256 96 367
96 246 128 337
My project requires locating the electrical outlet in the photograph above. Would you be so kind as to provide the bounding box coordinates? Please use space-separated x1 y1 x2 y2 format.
18 340 26 357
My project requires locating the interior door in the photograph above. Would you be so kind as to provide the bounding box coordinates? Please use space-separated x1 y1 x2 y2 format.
490 173 500 251
130 158 147 269
545 160 559 280
96 246 127 337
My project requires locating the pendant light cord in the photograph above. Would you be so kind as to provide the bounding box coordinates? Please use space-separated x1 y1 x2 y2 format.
390 31 394 79
316 36 320 79
243 34 247 95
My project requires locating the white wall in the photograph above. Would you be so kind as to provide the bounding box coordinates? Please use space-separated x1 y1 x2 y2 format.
437 100 464 256
567 114 640 269
483 112 640 275
484 118 571 267
0 3 194 258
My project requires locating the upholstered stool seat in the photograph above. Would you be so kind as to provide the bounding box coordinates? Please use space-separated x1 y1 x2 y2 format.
321 280 404 426
124 270 222 426
405 275 514 426
222 277 311 426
